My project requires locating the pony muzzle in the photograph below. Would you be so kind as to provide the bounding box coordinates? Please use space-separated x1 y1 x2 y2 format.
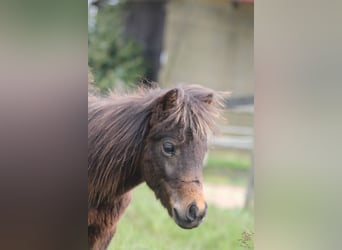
172 201 207 229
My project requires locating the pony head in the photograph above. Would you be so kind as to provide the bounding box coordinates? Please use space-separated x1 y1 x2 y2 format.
141 85 225 229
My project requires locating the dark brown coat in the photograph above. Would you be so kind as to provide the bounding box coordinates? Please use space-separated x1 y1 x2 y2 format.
88 85 226 250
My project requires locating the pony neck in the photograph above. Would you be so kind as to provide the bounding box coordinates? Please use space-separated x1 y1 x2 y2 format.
88 93 152 206
116 165 144 196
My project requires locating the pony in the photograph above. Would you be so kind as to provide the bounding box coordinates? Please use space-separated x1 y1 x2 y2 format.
88 84 226 250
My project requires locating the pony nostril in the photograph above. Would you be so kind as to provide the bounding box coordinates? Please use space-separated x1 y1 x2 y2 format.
186 203 199 222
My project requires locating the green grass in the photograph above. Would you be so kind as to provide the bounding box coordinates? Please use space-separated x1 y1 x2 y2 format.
110 184 254 250
203 170 247 186
203 149 251 186
206 150 251 170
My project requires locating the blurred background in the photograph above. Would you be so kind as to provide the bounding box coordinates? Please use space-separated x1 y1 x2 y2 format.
88 0 254 249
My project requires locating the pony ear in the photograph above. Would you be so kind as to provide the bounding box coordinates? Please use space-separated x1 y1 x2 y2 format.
161 88 179 110
150 88 179 126
200 93 213 105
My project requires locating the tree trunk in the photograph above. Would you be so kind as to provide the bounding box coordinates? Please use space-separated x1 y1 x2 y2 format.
122 0 167 82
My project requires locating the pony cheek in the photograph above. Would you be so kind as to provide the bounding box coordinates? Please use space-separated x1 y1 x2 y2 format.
153 179 174 216
164 161 176 177
140 152 157 181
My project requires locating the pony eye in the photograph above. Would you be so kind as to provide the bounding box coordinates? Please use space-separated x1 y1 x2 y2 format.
162 142 175 156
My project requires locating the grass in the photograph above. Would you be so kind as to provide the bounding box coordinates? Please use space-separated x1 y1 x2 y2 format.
206 149 251 170
203 169 247 186
110 184 254 250
203 149 251 186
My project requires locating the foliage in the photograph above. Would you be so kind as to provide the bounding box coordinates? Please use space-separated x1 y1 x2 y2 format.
88 3 146 92
111 184 254 250
238 230 254 250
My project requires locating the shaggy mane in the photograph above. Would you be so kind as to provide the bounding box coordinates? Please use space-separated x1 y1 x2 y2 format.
88 85 227 207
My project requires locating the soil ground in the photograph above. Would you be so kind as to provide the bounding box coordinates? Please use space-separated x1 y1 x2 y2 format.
204 183 246 209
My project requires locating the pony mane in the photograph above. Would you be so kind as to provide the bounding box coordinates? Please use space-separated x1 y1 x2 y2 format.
88 85 227 207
